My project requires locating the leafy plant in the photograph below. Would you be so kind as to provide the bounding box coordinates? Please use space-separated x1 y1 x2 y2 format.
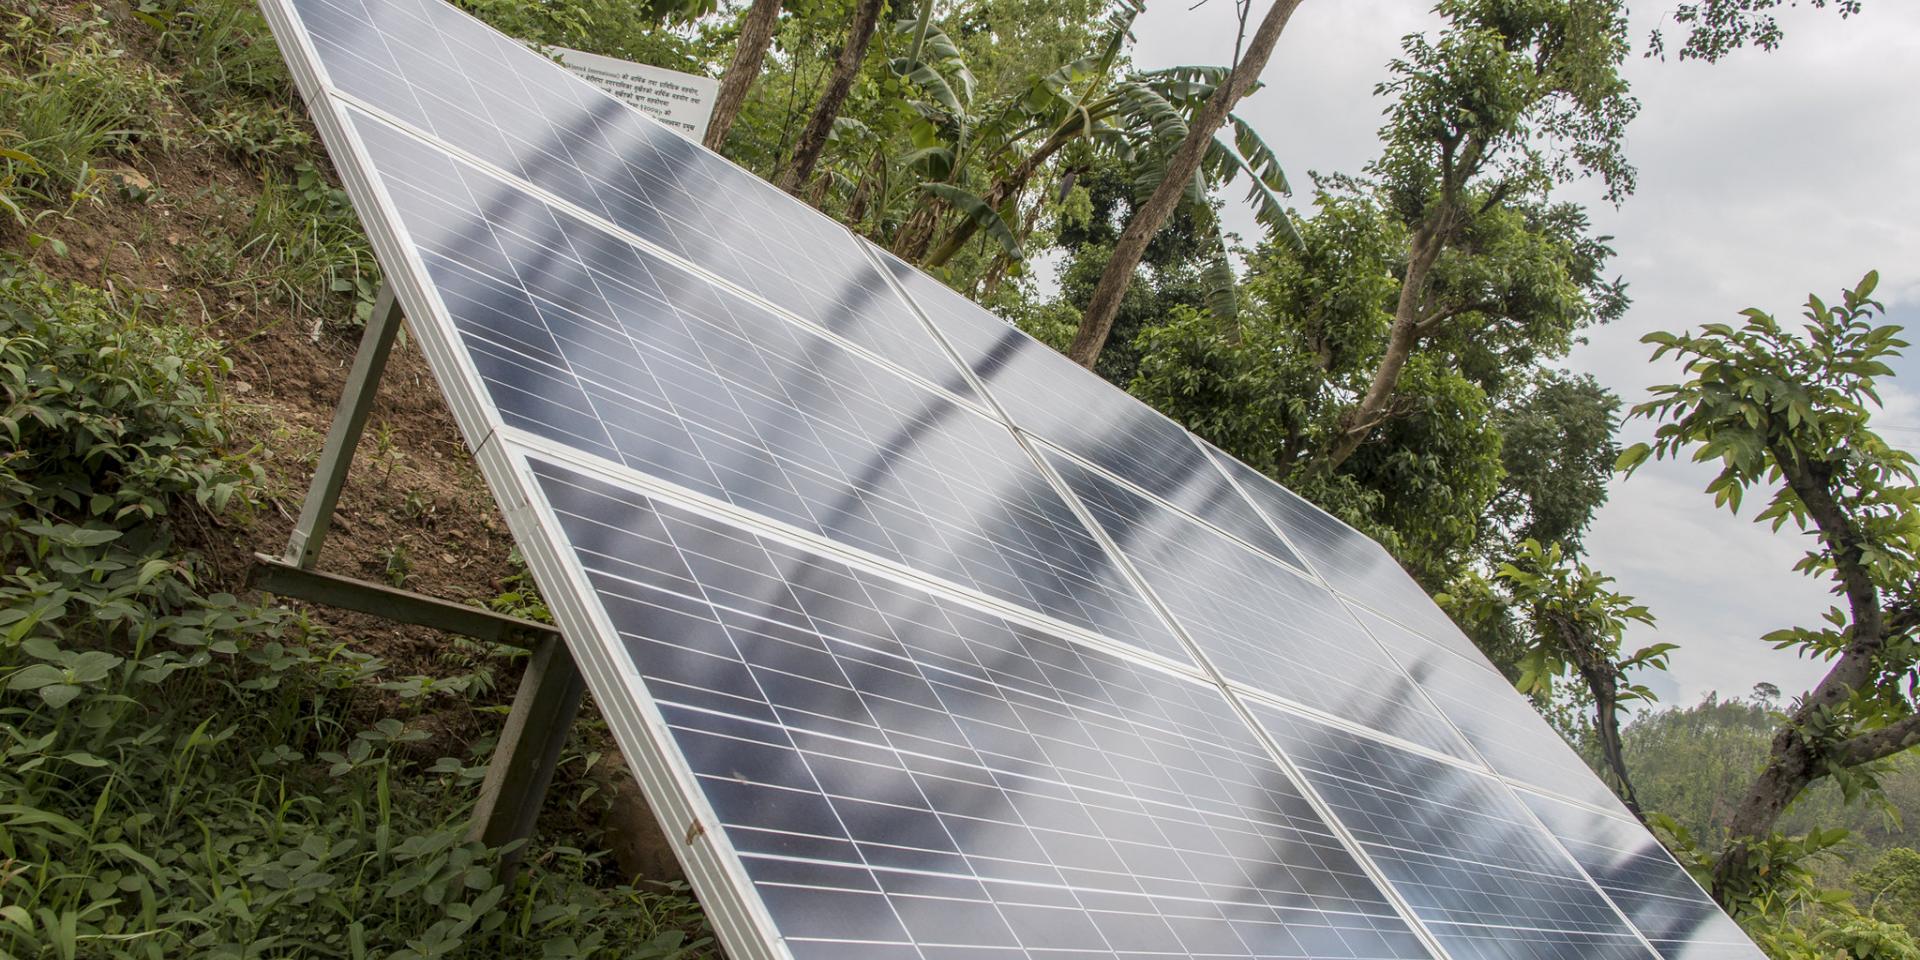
0 4 175 230
0 260 713 957
381 542 414 588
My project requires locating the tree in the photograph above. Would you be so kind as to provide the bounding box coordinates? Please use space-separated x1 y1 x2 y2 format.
1317 0 1637 472
1619 272 1920 910
1132 187 1624 588
1064 0 1306 368
776 0 891 192
1859 848 1920 933
1482 539 1672 819
705 0 786 152
1484 371 1621 558
1649 0 1866 61
1045 157 1225 386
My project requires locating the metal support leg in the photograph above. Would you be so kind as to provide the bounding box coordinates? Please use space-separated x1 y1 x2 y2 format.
267 281 583 878
284 284 403 569
470 634 586 873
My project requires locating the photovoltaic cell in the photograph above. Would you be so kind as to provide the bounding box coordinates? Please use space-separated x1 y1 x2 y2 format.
350 109 1184 663
871 246 1305 569
288 0 978 400
1207 449 1481 661
1521 792 1761 960
1253 706 1657 960
530 458 1434 960
1353 606 1636 816
1044 448 1476 761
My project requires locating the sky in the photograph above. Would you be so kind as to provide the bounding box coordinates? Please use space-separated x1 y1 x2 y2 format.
1130 0 1920 707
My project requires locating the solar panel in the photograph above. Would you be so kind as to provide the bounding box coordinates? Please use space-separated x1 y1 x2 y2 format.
345 106 1184 664
529 459 1434 960
259 0 1762 956
1206 450 1483 662
1254 708 1660 960
869 246 1307 571
1520 793 1763 960
1042 448 1477 762
1353 606 1636 816
289 0 980 402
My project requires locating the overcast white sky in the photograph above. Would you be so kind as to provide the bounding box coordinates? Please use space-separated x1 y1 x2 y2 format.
1132 0 1920 707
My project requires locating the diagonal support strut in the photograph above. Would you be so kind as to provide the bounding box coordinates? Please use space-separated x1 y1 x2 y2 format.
255 283 582 878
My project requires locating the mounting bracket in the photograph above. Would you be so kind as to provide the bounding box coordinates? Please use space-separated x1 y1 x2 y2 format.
248 283 583 877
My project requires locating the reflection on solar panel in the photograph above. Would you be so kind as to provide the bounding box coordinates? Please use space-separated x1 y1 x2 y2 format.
1206 450 1483 661
1521 793 1764 960
1255 708 1657 960
870 246 1306 570
1043 448 1475 762
1354 606 1635 816
259 0 1761 957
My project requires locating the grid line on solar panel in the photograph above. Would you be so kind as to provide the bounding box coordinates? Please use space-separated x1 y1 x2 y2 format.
1349 603 1642 819
524 455 1437 960
865 243 1314 574
277 0 984 407
1251 705 1663 960
1203 447 1494 668
1038 445 1482 763
1519 790 1762 960
504 426 1214 686
339 105 1191 666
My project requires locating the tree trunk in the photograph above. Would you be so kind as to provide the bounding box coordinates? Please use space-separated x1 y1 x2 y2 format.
893 196 945 260
1708 444 1903 904
1710 726 1820 902
1547 611 1646 822
1065 0 1307 368
1575 662 1645 822
1590 686 1645 820
1318 222 1442 471
775 0 887 193
703 0 785 153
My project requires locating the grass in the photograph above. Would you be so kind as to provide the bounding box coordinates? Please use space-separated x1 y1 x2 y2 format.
0 258 712 958
0 4 175 236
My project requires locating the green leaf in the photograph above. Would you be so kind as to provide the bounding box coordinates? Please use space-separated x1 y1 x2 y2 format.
7 663 65 691
1615 442 1651 472
919 183 1023 261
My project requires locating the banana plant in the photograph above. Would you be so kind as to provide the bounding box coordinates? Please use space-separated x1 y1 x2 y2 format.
910 26 1299 323
808 0 1295 310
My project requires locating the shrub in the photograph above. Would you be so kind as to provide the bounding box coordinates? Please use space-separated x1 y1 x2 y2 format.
0 260 710 957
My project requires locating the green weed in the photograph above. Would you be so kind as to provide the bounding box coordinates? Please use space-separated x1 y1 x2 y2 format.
0 4 175 221
227 160 381 326
200 101 312 163
0 259 712 957
136 0 293 109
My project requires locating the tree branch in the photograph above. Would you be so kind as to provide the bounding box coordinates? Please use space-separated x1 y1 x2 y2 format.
1769 443 1886 712
1832 713 1920 768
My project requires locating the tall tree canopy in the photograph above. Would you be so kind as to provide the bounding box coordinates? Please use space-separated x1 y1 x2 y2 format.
1127 0 1637 590
1062 0 1306 368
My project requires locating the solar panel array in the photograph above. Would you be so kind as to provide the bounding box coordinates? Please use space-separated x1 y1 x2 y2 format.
259 2 1762 958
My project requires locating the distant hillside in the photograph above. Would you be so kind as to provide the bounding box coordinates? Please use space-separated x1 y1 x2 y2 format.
1623 692 1919 902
